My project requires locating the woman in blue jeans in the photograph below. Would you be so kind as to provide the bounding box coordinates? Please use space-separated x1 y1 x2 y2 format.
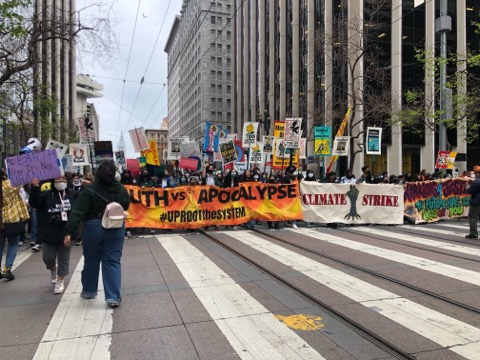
63 161 130 307
0 169 30 281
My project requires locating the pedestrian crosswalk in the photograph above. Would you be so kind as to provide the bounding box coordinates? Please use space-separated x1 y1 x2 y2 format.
3 220 480 359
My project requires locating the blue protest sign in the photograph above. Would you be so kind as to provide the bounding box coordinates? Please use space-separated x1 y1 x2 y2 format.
6 149 62 186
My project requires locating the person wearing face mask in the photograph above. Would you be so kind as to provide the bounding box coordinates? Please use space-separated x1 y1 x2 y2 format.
303 170 317 182
340 169 356 184
465 166 480 239
29 176 78 293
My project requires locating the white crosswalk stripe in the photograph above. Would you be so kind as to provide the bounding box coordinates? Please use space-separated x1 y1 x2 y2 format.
157 234 326 360
229 231 480 359
353 226 480 257
401 224 468 237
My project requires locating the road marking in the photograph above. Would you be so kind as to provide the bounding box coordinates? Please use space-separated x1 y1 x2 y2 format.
33 257 113 360
291 228 480 287
232 232 480 359
353 226 480 257
275 314 324 331
157 234 325 360
401 224 466 237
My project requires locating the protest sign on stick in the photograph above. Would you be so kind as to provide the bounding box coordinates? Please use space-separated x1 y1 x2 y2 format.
6 149 62 186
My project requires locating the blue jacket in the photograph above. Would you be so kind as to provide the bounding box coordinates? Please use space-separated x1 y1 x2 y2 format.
467 178 480 206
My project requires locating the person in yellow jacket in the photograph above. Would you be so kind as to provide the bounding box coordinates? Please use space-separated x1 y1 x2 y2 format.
0 170 30 281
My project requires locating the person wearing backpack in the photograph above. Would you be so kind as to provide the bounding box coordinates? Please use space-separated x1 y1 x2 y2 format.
63 160 130 308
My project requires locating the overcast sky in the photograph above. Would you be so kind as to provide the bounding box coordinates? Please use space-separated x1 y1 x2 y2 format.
77 0 183 158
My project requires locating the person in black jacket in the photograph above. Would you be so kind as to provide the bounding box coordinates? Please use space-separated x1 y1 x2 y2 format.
29 176 78 294
466 165 480 239
63 160 130 308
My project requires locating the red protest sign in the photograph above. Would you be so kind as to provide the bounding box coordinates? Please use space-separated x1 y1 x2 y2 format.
179 157 199 171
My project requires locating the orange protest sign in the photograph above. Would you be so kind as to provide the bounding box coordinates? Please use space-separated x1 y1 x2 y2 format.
124 183 302 229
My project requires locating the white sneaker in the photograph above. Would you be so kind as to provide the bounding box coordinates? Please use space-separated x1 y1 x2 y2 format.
32 244 41 252
54 280 64 294
50 267 57 284
292 223 298 229
126 231 132 237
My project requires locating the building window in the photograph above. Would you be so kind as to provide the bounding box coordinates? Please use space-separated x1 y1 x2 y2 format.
226 31 231 39
211 84 216 92
227 85 231 94
211 16 216 24
217 111 222 120
217 84 222 93
226 71 231 80
217 16 222 25
226 4 231 12
217 57 222 67
217 98 222 107
226 58 231 66
210 111 216 120
217 30 222 37
211 98 216 105
217 44 222 52
226 44 231 51
217 71 222 80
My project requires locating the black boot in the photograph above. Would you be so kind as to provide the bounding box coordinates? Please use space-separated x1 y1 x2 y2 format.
4 268 14 281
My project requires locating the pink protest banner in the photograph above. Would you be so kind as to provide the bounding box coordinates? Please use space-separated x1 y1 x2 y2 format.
126 158 141 178
179 157 199 171
6 149 61 186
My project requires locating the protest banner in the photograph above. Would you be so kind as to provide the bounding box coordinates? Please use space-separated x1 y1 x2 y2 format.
69 144 90 166
284 118 302 149
129 127 149 152
76 117 97 144
366 127 382 155
403 178 471 224
124 183 302 229
242 122 259 148
6 149 62 186
45 139 68 158
300 182 404 225
179 141 200 158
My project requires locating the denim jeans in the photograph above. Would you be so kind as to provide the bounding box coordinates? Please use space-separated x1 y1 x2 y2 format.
29 209 39 244
0 233 20 269
81 219 125 303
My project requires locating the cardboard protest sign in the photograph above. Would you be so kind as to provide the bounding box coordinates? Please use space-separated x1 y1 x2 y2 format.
115 151 125 165
242 122 258 148
179 141 200 157
6 149 62 186
284 118 302 149
93 141 114 165
332 136 350 156
366 127 382 155
262 136 274 154
219 139 237 164
436 150 457 169
314 126 332 156
129 127 149 152
168 136 190 159
45 139 68 158
141 140 160 165
62 155 73 172
298 138 307 159
77 117 97 144
249 143 263 164
179 157 199 171
69 144 90 166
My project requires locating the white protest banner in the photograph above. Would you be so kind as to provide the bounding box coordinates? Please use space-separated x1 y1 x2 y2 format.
45 139 68 158
6 149 62 186
168 136 190 159
69 144 90 166
242 122 259 148
249 143 263 164
366 127 382 155
300 182 404 225
332 136 350 156
284 118 302 149
76 117 97 144
129 127 149 152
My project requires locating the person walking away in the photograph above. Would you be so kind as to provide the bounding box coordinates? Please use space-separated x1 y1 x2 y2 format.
0 169 30 280
64 160 130 307
29 176 78 293
466 165 480 239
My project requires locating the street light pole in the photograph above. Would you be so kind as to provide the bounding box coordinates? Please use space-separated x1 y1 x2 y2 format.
436 0 451 158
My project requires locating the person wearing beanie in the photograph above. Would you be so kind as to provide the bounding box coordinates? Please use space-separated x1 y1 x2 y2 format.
465 165 480 239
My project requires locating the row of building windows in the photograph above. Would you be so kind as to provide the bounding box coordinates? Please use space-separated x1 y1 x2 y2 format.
209 43 231 52
209 111 231 122
210 29 232 40
209 56 231 67
209 70 231 80
210 84 231 94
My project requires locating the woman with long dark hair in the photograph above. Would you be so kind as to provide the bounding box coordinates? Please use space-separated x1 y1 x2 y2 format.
64 161 130 308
